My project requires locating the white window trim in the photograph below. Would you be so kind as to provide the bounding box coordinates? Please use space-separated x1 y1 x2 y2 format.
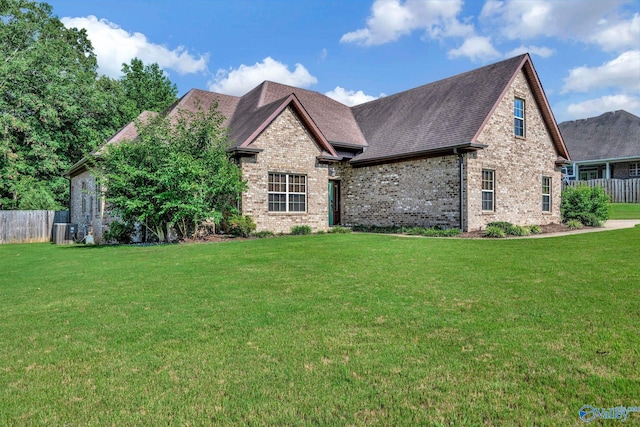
630 163 640 177
482 169 495 212
514 97 525 138
542 176 551 212
268 173 307 213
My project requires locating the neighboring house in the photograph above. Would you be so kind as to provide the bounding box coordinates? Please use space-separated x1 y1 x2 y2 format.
558 110 640 180
66 53 569 242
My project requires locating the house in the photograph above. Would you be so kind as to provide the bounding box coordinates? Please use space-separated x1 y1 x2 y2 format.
558 110 640 180
66 53 569 242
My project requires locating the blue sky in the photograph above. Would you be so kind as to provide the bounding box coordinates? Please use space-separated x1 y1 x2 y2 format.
48 0 639 123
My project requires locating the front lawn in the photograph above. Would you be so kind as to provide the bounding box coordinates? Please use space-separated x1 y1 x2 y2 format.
610 203 640 219
1 230 639 425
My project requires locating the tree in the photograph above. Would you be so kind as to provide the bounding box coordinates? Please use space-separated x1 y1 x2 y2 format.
97 104 246 242
0 0 131 209
120 58 178 114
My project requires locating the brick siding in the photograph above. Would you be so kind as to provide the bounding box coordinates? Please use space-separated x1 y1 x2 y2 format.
240 107 330 233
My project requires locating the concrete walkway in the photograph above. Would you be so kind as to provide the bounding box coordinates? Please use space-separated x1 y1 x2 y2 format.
524 219 640 238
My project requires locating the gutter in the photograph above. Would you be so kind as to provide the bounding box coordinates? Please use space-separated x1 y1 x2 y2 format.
453 147 465 231
349 142 486 167
570 155 640 165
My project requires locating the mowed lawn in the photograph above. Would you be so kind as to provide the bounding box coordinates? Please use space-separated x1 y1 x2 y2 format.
1 228 639 425
610 203 640 219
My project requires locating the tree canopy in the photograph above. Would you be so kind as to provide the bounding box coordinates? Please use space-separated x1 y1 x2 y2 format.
121 58 178 114
97 105 246 243
0 0 179 210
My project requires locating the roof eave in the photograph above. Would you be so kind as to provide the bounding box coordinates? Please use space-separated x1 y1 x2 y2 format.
350 142 487 167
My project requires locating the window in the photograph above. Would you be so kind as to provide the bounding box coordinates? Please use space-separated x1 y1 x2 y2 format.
630 163 640 177
514 98 525 137
542 176 551 212
81 182 87 217
482 170 495 211
268 173 306 212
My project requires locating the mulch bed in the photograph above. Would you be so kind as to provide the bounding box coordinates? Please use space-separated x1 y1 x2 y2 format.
458 222 577 238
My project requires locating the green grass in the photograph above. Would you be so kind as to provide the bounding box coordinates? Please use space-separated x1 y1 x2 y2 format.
609 203 640 219
1 230 639 425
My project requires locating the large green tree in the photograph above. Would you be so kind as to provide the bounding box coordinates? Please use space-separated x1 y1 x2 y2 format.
121 58 178 114
0 0 124 209
0 1 179 210
97 105 246 243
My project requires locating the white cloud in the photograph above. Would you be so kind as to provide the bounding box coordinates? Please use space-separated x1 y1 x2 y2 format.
562 51 640 93
61 16 208 78
591 13 640 52
340 0 472 46
324 86 384 106
505 45 555 58
567 94 640 118
479 0 633 49
447 36 501 62
208 57 318 95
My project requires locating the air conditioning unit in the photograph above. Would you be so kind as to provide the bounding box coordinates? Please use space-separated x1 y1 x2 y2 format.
52 223 76 245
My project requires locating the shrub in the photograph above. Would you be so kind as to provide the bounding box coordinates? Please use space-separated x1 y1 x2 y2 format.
252 230 275 238
328 226 352 234
561 185 609 227
507 225 530 236
487 221 513 233
224 214 256 237
291 225 312 235
103 220 135 244
419 227 462 237
528 225 542 234
483 226 506 238
316 230 326 235
351 225 404 234
566 219 583 230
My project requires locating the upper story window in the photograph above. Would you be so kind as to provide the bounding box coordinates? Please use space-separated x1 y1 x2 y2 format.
268 173 306 212
514 98 525 137
630 163 640 177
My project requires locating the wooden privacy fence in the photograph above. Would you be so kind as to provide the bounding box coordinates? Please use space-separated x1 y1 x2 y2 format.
0 210 69 244
563 178 640 203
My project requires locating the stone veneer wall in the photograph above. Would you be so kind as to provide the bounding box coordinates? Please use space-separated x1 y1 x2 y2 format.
69 170 107 243
333 157 461 229
240 107 330 233
466 70 563 230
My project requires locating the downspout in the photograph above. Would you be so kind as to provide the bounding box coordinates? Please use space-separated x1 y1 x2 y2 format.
454 148 464 231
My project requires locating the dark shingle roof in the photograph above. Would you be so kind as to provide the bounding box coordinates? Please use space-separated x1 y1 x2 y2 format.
350 55 526 164
227 81 367 148
559 110 640 161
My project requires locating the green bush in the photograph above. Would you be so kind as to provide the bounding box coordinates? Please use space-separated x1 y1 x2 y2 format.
507 224 530 236
252 230 275 238
103 220 135 244
224 214 256 237
487 221 513 233
418 227 462 237
561 185 609 227
528 225 542 234
483 226 506 238
566 219 583 230
351 225 404 234
291 225 312 235
328 226 352 234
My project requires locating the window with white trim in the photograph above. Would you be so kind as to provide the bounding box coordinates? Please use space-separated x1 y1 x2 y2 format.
482 170 495 211
630 163 640 177
542 176 551 212
514 98 525 137
268 173 306 212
